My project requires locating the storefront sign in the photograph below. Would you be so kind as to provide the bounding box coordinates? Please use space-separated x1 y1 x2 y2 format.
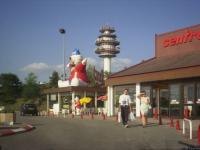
163 30 200 47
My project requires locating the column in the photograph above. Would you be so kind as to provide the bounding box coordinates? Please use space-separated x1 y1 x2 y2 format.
47 94 49 113
72 91 75 115
83 91 86 109
136 83 141 117
58 93 61 112
110 86 114 116
107 86 114 116
106 86 110 116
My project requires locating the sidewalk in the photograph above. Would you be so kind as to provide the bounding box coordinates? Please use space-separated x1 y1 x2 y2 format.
0 123 35 137
51 113 200 146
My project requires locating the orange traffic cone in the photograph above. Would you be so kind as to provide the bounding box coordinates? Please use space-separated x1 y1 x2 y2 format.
154 109 158 120
198 125 200 144
169 118 174 127
176 120 181 130
158 115 162 125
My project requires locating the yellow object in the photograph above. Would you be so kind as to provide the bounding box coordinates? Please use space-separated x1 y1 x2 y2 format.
79 97 92 105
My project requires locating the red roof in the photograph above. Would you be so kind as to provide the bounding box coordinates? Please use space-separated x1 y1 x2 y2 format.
109 51 200 78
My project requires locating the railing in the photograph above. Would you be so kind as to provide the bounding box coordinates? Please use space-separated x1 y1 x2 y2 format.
183 118 192 139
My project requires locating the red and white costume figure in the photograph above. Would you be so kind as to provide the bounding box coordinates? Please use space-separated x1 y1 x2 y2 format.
58 49 89 87
75 97 81 115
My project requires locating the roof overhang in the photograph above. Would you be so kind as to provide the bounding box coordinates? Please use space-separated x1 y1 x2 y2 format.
105 65 200 86
43 86 106 94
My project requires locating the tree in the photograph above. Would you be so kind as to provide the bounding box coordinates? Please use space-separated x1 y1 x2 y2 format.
22 73 40 100
0 73 22 104
49 71 60 88
86 64 96 87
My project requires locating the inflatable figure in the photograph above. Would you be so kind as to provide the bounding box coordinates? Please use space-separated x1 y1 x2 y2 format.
58 49 89 87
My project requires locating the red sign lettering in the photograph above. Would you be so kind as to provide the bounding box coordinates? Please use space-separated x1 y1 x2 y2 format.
163 30 200 48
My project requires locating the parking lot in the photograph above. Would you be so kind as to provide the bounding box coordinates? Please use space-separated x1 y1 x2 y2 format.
1 113 199 150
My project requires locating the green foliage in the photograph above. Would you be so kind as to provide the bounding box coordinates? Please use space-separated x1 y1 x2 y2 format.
0 73 22 104
86 64 96 87
22 73 40 100
49 71 60 88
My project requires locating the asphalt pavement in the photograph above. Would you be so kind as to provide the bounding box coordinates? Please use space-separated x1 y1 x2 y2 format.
0 114 198 150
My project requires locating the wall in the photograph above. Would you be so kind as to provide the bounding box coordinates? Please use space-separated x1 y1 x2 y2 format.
156 24 200 58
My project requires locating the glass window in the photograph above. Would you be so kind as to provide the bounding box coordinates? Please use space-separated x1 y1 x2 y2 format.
170 84 180 104
183 83 195 104
141 86 151 97
197 83 200 104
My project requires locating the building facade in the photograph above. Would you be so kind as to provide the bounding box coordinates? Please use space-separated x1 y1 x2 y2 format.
106 24 200 118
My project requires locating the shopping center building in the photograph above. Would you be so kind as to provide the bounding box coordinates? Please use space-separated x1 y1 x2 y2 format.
106 24 200 118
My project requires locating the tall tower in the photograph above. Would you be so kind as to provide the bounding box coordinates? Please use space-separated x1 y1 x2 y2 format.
95 25 120 76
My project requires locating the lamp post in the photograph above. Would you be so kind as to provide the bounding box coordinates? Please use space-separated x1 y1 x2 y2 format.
59 28 66 80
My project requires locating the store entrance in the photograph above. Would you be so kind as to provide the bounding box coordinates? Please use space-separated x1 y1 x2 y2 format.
152 84 170 117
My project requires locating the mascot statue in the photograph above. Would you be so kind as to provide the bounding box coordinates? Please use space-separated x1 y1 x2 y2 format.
58 48 89 87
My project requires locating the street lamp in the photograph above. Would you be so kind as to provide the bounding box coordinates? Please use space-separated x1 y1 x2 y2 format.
59 28 66 80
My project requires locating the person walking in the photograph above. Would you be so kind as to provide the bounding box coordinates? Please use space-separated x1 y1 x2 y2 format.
119 89 131 128
138 91 150 128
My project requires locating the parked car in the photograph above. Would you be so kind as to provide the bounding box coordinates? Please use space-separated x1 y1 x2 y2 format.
20 104 38 116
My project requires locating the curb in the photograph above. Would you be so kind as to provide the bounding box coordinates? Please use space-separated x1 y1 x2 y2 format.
0 124 35 137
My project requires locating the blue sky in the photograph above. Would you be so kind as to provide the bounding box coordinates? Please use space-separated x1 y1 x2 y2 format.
0 0 200 82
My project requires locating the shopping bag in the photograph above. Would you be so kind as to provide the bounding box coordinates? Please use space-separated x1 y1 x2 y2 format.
118 111 121 123
129 112 135 121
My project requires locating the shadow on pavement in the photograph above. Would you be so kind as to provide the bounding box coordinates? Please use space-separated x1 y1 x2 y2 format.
178 141 200 150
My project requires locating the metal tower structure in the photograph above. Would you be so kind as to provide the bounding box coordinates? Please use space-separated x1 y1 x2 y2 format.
95 25 120 76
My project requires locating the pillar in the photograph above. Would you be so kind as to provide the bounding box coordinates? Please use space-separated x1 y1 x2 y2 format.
72 91 75 115
110 86 114 116
47 94 49 113
58 93 61 112
107 86 114 116
83 91 86 109
136 83 141 117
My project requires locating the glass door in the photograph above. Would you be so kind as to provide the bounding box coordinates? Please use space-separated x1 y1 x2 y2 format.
159 89 170 117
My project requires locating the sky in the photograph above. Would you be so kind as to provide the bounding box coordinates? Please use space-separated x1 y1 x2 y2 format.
0 0 200 83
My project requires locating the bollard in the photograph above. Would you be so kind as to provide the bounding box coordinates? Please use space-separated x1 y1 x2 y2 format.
176 120 181 130
154 109 158 120
158 115 162 125
169 118 174 127
116 114 118 122
81 113 83 119
90 113 94 120
102 113 105 120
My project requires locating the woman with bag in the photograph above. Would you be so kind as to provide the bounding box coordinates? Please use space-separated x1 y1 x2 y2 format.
138 91 150 128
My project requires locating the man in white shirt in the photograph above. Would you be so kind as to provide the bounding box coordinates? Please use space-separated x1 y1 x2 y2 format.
119 89 131 128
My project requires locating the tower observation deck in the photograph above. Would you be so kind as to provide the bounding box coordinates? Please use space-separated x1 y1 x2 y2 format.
95 25 120 74
95 25 120 58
